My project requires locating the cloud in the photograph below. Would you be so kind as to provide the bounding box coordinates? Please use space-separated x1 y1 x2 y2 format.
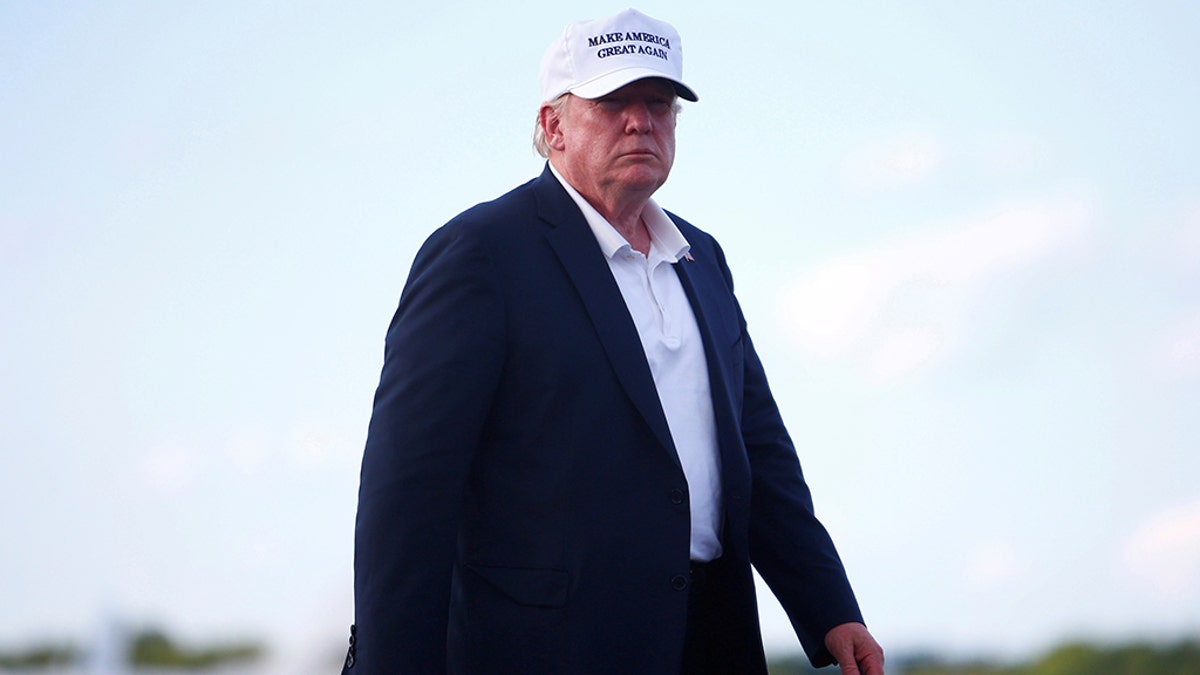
135 420 351 494
838 132 945 192
1123 499 1200 597
289 425 339 468
225 428 272 473
964 539 1028 589
1179 204 1200 264
973 132 1044 176
1147 315 1200 382
838 130 1053 194
777 196 1094 382
865 325 947 384
137 441 202 493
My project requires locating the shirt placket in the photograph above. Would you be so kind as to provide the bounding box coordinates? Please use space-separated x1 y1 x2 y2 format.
647 257 681 349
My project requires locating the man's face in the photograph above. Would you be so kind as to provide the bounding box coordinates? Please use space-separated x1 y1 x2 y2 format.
552 78 678 203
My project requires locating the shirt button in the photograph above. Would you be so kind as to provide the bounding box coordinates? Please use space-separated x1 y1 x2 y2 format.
671 574 689 591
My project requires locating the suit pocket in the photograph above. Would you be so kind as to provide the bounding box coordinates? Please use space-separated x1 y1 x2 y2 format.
464 564 570 608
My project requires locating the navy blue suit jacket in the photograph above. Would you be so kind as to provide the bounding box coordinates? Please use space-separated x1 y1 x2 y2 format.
348 166 863 673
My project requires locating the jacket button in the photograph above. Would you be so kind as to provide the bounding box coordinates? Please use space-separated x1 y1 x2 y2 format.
344 624 357 669
671 574 689 591
669 488 685 505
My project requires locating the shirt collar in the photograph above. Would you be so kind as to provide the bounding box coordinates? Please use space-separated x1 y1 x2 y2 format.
548 162 692 263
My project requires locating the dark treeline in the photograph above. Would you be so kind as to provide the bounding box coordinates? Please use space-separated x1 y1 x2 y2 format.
0 626 262 671
4 633 1198 672
903 639 1200 675
0 643 76 669
768 638 1200 675
127 629 263 667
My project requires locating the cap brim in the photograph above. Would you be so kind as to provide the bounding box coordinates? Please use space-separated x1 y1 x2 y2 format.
569 67 699 102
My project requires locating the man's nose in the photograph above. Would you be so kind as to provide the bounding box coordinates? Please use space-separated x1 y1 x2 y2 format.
625 103 653 133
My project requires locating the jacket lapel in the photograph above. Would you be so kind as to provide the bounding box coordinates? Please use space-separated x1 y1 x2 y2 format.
673 258 737 437
672 238 755 511
534 167 679 460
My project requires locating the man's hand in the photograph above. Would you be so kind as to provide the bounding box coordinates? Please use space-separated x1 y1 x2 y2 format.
824 622 884 675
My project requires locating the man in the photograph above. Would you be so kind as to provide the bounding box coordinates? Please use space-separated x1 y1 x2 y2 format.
345 8 884 674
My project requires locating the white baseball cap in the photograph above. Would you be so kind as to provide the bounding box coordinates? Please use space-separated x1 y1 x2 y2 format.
538 8 699 103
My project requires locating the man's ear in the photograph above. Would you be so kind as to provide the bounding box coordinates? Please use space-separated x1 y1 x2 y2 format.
540 103 567 152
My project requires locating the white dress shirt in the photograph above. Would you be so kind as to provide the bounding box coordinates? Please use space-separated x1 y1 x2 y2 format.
549 163 723 561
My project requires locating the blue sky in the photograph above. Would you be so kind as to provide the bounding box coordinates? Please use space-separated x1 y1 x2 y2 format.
3 1 1199 669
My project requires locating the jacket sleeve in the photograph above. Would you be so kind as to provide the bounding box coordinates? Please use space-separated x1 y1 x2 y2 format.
350 221 506 673
713 242 865 668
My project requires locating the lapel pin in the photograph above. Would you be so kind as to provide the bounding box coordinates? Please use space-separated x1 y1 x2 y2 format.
683 252 695 262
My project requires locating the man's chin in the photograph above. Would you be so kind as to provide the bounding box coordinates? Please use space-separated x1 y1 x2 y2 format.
615 166 671 192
